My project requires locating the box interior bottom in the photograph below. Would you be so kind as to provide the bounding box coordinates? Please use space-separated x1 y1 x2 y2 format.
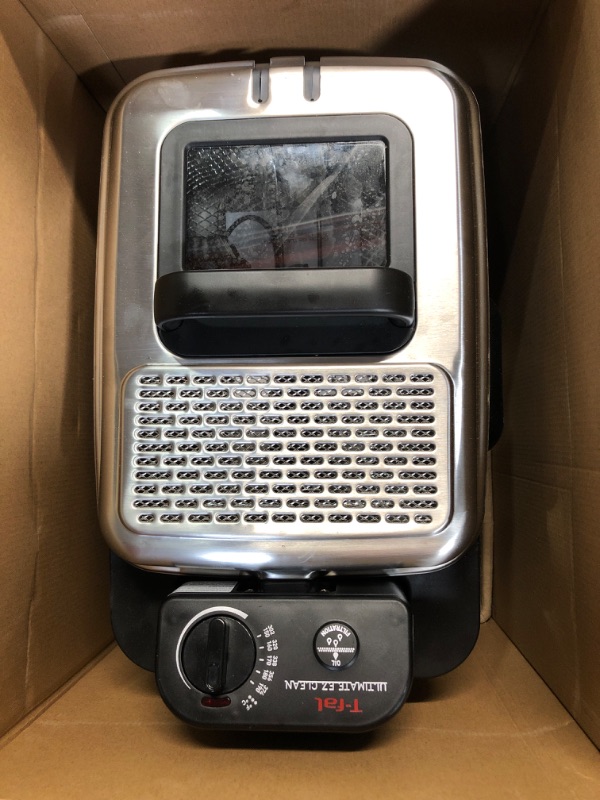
0 620 597 799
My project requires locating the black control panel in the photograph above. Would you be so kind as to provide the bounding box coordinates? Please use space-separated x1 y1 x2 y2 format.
156 582 412 732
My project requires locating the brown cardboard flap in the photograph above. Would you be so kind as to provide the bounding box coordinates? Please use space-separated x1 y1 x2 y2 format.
1 622 598 798
491 0 600 748
0 0 111 738
20 0 548 118
0 0 40 736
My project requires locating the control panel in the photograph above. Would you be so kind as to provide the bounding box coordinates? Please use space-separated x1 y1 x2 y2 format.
156 582 412 731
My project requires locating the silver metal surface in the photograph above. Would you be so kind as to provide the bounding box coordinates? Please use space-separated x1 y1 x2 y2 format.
122 364 449 538
95 57 488 574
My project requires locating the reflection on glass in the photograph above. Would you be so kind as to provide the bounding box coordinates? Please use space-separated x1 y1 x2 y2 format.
184 140 387 270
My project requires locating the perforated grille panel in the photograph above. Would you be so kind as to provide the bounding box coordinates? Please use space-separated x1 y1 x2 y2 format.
121 365 451 537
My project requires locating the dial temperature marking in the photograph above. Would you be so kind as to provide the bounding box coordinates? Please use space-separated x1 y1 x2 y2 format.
241 622 279 710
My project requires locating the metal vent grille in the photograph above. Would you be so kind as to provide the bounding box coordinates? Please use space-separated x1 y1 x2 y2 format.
121 365 450 537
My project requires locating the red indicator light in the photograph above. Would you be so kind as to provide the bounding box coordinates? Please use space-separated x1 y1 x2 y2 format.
201 695 231 708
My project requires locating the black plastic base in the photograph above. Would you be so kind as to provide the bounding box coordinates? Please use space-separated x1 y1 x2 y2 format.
110 540 480 681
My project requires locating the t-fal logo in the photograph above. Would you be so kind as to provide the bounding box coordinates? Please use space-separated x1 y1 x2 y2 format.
315 697 363 714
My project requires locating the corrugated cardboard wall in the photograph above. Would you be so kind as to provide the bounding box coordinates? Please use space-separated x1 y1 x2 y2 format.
490 0 600 748
0 0 111 737
19 0 548 120
6 0 599 747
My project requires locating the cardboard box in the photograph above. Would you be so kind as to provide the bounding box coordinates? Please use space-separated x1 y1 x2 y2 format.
0 0 598 795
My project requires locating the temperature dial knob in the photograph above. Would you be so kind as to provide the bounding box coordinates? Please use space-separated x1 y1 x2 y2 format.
182 616 255 695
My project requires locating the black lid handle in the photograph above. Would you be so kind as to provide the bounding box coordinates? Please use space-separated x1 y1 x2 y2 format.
154 268 414 329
